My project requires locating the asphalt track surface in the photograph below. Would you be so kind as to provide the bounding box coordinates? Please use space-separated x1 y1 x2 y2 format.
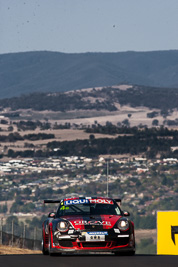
0 254 178 267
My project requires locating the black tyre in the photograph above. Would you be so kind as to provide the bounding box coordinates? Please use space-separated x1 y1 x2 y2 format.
48 232 61 256
42 239 49 255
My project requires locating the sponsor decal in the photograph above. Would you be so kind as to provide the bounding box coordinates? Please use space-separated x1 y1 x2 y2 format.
74 220 111 226
64 199 89 205
64 198 113 205
89 199 113 204
60 206 69 210
114 228 120 233
87 231 108 235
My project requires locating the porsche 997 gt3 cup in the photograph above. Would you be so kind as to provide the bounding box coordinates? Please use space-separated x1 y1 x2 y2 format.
42 197 135 256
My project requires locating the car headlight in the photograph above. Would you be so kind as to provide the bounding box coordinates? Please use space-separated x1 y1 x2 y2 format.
117 219 129 231
57 221 69 232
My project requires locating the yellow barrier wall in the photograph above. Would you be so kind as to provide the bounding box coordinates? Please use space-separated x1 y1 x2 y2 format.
157 211 178 255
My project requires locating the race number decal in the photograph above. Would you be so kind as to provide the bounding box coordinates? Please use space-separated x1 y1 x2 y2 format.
85 232 108 242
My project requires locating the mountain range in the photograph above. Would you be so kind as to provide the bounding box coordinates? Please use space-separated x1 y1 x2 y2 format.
0 50 178 99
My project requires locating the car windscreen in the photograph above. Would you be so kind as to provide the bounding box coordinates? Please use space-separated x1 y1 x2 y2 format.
56 202 121 217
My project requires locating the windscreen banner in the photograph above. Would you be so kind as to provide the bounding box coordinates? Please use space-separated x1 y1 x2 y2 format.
157 211 178 255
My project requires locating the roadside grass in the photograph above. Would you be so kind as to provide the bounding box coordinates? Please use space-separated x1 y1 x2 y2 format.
0 245 41 255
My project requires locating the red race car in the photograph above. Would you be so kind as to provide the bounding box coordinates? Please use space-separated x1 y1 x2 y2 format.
42 197 135 256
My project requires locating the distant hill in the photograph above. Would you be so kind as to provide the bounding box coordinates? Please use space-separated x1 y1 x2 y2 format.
0 50 178 98
0 85 177 112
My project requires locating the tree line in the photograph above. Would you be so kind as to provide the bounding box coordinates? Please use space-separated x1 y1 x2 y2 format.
0 132 55 142
0 85 177 112
3 126 177 159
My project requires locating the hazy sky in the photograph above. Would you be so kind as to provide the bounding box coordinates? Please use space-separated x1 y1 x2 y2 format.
1 0 178 54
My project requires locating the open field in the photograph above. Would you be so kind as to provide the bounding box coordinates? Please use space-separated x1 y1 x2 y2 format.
54 107 178 128
2 105 178 129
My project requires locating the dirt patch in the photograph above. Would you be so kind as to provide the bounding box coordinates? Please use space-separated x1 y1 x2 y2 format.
111 85 133 90
0 245 41 255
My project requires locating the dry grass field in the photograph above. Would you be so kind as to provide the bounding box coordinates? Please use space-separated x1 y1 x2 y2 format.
0 245 41 255
0 104 178 153
2 104 178 130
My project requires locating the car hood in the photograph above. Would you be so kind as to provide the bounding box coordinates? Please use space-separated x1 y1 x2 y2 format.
61 215 122 230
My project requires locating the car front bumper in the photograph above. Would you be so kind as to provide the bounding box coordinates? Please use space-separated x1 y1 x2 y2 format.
50 235 135 253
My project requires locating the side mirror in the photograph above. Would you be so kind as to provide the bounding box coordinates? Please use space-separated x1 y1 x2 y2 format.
123 211 130 217
48 212 56 218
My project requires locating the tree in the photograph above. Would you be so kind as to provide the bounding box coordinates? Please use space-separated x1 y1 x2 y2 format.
8 126 13 131
21 203 35 213
89 134 95 141
7 149 16 158
161 176 167 185
6 215 19 226
152 119 159 126
122 119 130 127
147 111 159 118
161 109 169 118
1 119 8 124
23 188 32 196
0 204 7 213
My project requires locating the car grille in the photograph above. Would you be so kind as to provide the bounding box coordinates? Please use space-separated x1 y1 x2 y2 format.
59 240 73 247
115 238 129 246
81 242 108 248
